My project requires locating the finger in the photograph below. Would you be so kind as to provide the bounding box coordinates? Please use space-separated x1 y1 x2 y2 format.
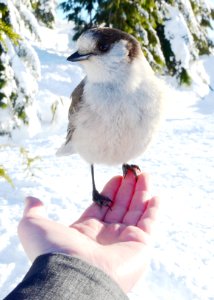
137 196 160 234
18 197 47 247
126 173 150 211
122 173 150 225
104 170 137 223
23 196 47 218
77 176 122 222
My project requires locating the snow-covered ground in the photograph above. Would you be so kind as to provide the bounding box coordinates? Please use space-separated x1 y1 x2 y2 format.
0 21 214 300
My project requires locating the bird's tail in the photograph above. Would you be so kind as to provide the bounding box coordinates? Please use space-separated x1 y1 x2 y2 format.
56 142 75 157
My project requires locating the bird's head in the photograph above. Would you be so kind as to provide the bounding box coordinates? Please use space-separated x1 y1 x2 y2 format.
67 27 144 83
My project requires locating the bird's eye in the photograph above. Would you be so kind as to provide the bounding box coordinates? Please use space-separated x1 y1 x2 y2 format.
98 43 110 52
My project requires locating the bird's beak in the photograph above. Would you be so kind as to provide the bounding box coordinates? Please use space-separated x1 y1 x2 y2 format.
67 51 92 62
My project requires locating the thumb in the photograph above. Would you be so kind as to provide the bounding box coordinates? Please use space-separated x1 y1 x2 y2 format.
23 196 47 218
18 197 48 262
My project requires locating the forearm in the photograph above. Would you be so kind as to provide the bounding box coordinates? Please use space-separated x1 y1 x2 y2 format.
4 253 129 300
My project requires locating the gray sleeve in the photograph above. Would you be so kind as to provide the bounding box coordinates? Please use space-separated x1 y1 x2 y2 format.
4 253 129 300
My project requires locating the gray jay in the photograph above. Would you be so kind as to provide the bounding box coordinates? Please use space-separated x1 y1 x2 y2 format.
57 27 167 207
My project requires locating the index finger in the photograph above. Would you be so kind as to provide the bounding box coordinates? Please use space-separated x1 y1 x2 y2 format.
77 175 122 222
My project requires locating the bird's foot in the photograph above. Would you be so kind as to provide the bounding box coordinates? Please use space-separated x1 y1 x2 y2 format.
122 164 141 180
92 189 112 209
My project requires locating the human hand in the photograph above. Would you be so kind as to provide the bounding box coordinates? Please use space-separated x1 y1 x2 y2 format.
18 171 159 293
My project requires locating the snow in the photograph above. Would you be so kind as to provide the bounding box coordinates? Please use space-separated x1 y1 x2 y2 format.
164 4 196 69
0 20 214 300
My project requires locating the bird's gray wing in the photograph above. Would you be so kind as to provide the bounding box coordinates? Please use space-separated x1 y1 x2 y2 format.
65 77 86 144
56 78 86 156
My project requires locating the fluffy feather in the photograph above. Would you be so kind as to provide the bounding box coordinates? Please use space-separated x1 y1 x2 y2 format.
57 28 168 165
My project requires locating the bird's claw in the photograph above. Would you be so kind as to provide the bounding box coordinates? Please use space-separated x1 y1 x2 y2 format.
92 189 112 209
122 164 141 180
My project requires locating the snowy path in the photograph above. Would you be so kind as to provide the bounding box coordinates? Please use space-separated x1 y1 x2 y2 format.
0 26 214 299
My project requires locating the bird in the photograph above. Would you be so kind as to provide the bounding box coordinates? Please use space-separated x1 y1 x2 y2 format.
57 27 167 207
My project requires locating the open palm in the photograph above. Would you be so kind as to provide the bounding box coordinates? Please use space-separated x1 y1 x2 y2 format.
18 171 159 293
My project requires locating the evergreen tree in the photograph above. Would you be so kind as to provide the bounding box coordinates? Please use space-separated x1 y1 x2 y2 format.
60 0 214 84
0 0 56 136
31 0 57 28
0 2 19 131
59 0 96 40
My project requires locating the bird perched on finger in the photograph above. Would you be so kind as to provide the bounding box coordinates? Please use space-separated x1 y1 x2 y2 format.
57 27 167 207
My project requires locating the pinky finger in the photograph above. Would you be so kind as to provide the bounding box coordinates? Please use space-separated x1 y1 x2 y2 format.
137 196 160 234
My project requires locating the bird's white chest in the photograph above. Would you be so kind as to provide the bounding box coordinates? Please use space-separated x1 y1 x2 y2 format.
72 83 162 165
